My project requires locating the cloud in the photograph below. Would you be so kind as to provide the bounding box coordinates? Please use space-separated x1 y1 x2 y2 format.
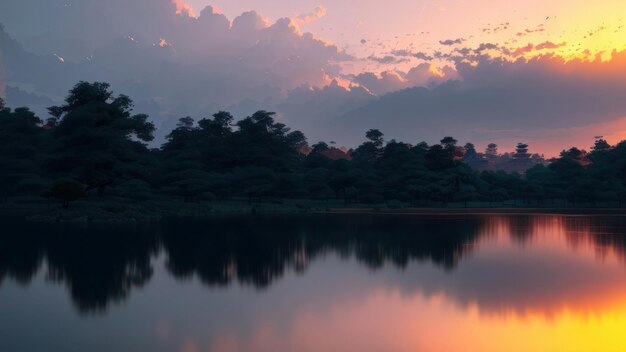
475 43 500 52
367 55 404 64
0 0 349 132
332 63 457 101
405 63 456 87
506 41 566 58
390 50 433 61
439 38 465 46
172 0 196 17
277 80 375 143
2 0 626 154
353 71 409 95
331 51 626 148
295 6 327 25
511 43 535 57
535 41 565 50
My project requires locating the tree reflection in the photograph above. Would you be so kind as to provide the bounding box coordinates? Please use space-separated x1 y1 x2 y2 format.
0 227 45 285
3 214 626 314
0 223 158 314
161 215 481 289
43 227 158 314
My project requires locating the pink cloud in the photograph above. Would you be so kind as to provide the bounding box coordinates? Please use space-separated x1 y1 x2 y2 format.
295 6 327 25
171 0 196 17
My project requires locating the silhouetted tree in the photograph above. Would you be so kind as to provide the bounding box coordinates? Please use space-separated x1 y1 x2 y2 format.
44 179 86 208
3 80 626 209
47 81 155 196
0 107 49 199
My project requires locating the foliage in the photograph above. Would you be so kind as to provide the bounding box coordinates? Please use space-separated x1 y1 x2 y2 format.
2 81 626 208
44 179 86 208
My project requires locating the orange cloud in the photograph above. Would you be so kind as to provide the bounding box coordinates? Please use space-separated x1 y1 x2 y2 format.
511 43 534 57
171 0 195 18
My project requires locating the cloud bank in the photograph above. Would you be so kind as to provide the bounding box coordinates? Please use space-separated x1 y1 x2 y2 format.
1 0 626 154
331 51 626 153
0 0 350 139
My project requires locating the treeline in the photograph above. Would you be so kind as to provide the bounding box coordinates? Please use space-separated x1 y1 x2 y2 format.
1 81 626 208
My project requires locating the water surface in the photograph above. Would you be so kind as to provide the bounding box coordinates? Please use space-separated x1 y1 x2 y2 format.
2 214 626 352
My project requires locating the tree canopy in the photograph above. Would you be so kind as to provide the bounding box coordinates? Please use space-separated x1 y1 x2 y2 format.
1 81 626 208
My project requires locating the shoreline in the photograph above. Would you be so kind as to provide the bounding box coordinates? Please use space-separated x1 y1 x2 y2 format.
3 198 626 224
325 207 626 215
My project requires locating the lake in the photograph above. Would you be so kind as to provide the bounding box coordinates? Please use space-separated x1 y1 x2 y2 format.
2 213 626 352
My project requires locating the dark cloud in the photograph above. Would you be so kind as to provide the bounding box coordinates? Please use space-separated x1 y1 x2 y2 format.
439 38 465 46
367 55 404 64
390 49 433 61
276 80 375 143
0 0 351 143
331 51 626 147
412 52 434 61
475 43 500 52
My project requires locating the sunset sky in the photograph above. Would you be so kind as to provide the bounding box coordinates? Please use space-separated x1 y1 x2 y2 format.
1 0 626 155
188 0 626 64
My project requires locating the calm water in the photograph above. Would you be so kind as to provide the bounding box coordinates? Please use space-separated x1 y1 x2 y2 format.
3 214 626 352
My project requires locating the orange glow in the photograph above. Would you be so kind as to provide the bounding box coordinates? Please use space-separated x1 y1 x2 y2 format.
205 215 626 352
172 0 196 18
207 293 626 352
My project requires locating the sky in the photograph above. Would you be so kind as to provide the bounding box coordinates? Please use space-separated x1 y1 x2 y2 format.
1 0 626 155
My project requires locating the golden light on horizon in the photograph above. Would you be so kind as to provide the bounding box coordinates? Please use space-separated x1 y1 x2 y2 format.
206 216 626 352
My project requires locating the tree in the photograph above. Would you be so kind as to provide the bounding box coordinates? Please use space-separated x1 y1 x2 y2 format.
589 137 611 163
233 111 306 172
304 142 332 169
0 97 5 110
198 111 233 138
440 136 463 160
592 137 611 153
464 143 477 158
440 136 457 150
547 148 587 202
44 179 86 208
176 116 195 129
45 106 64 128
47 81 156 196
0 107 50 199
162 169 216 202
353 130 384 164
426 144 455 171
233 167 278 201
366 129 384 148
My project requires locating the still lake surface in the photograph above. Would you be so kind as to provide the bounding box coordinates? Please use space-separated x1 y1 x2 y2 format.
2 213 626 352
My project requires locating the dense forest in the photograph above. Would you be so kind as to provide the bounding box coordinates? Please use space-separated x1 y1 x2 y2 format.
1 81 626 211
